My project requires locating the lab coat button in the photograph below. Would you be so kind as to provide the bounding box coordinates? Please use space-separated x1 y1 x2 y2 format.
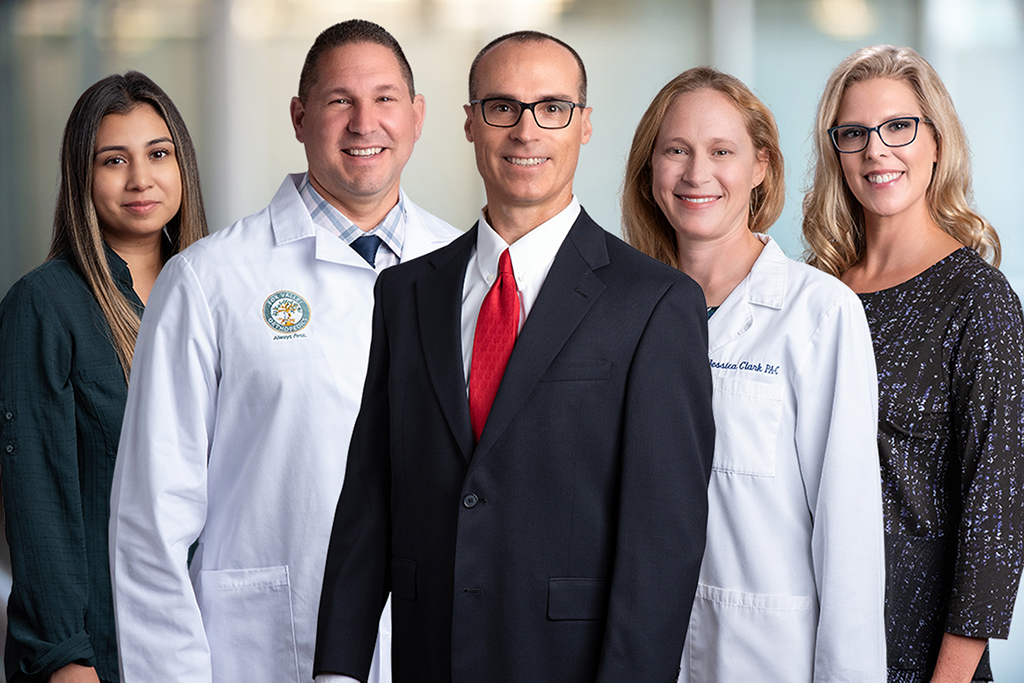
462 493 479 508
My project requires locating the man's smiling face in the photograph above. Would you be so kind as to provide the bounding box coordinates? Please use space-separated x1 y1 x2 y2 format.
464 38 591 223
291 41 424 214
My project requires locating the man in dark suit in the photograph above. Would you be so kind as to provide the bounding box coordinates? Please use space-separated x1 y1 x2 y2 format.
313 30 714 683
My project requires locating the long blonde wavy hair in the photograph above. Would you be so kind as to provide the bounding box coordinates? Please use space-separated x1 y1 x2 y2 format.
48 72 208 381
802 45 999 277
623 67 785 268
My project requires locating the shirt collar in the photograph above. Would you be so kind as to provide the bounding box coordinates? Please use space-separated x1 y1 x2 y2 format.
101 241 133 289
98 241 147 311
298 172 406 258
474 196 581 288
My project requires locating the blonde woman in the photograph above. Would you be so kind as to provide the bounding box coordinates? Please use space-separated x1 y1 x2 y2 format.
804 45 1023 683
624 66 885 682
0 72 206 682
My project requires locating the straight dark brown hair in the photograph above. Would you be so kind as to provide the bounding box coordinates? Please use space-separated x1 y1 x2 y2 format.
49 71 208 380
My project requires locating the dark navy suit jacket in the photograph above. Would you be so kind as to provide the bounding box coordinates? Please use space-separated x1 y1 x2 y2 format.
314 209 715 683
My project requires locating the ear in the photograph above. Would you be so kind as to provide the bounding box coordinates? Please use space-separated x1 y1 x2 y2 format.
753 148 769 188
290 97 306 143
464 103 475 142
579 106 593 145
412 94 426 143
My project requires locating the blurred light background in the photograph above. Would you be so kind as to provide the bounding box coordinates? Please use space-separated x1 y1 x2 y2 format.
1 0 1023 676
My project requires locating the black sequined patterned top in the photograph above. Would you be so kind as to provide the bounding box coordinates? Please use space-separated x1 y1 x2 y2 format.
858 247 1024 680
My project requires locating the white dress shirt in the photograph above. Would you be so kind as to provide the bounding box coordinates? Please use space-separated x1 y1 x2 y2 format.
460 197 580 384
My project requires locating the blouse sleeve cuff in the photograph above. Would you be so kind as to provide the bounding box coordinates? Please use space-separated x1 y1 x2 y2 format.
20 629 95 680
946 590 1018 640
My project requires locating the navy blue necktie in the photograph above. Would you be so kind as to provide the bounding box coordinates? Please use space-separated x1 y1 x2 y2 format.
351 234 383 267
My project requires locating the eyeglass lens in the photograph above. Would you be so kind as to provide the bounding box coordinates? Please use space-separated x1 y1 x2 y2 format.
831 117 920 152
481 99 574 128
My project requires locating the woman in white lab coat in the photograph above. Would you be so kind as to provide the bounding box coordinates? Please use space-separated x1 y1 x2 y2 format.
622 66 886 682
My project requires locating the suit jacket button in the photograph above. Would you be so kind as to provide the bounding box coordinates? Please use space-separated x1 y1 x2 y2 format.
462 493 479 509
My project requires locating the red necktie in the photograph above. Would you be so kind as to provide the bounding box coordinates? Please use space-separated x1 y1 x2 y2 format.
469 248 520 442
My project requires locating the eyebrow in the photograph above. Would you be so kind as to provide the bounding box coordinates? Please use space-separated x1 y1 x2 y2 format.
95 137 175 155
322 83 404 98
836 113 918 126
662 136 737 146
481 92 577 103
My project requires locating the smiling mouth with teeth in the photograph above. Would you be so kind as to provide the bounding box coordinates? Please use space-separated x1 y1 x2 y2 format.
507 157 547 167
346 147 384 157
867 171 902 184
677 195 718 204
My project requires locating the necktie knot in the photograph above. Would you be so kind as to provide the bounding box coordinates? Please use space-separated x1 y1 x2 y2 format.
497 247 515 280
351 234 383 267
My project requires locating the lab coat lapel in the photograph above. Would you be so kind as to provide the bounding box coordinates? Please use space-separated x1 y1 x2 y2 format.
401 195 459 261
472 211 608 461
708 276 754 354
267 175 376 268
708 236 787 353
416 228 477 463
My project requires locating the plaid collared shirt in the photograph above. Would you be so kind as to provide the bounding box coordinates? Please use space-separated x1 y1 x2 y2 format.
298 173 405 263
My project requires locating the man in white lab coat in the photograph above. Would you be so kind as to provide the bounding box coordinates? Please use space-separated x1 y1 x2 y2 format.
109 19 460 683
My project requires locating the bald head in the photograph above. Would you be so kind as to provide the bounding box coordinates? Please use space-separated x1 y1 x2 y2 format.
468 30 587 106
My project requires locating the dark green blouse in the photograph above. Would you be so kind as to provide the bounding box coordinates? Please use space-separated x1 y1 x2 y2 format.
0 246 141 683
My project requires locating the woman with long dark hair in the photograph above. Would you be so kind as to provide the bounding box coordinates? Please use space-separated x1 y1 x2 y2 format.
0 71 207 682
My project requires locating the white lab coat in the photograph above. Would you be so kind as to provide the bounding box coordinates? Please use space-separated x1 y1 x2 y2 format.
678 236 886 683
109 174 461 683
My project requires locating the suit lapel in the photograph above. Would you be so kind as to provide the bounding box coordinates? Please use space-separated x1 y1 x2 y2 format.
473 211 608 460
416 228 477 462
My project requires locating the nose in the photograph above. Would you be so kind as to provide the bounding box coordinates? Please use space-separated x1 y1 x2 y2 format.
510 106 542 142
680 154 709 186
126 160 154 191
348 102 378 135
862 128 889 158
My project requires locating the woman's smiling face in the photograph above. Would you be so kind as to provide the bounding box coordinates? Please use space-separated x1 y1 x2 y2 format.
650 88 767 248
835 77 938 226
92 103 182 245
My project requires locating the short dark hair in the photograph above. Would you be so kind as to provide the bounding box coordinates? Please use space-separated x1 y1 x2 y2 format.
468 30 587 106
298 19 415 101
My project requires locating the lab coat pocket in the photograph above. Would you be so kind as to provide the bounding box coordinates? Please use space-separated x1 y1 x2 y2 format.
197 565 301 683
686 583 815 682
711 377 783 476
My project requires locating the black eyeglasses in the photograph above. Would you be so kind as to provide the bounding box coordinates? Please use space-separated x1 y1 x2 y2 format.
470 98 585 129
828 116 931 153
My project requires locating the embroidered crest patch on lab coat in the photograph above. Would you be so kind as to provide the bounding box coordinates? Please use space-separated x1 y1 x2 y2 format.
263 290 310 334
